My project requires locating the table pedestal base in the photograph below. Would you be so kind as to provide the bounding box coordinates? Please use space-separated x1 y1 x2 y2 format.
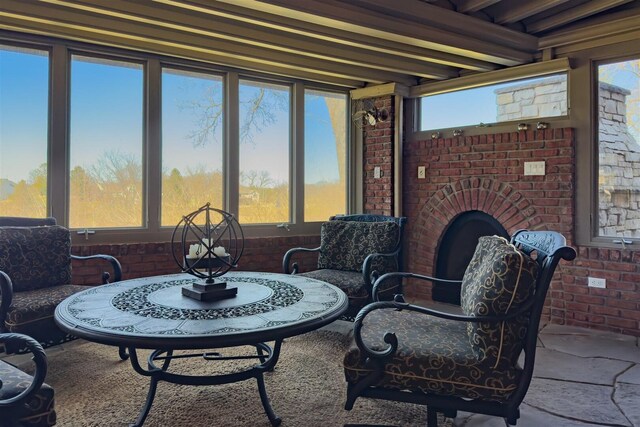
126 340 283 427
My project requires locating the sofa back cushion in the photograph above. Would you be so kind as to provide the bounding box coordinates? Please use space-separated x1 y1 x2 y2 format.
460 235 539 366
0 226 72 292
317 221 399 272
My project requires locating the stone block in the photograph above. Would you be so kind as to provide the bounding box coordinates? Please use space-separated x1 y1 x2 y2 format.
514 88 534 101
496 92 513 104
522 104 539 117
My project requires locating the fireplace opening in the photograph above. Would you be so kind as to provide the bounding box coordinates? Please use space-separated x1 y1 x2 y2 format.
433 210 508 305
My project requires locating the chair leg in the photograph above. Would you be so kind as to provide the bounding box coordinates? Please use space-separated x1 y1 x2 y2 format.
427 407 438 427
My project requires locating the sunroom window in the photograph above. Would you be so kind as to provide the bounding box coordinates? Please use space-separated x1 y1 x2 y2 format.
0 44 49 218
597 58 640 240
420 74 568 131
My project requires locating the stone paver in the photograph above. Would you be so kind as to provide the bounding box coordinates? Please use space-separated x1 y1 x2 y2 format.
525 378 630 425
541 324 637 342
533 347 632 385
615 383 640 426
454 404 608 427
539 333 640 363
619 365 640 385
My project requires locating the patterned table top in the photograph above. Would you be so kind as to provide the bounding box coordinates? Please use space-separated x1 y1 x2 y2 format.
55 272 348 349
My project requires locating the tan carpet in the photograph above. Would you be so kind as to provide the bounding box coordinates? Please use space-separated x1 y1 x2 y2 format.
46 330 451 427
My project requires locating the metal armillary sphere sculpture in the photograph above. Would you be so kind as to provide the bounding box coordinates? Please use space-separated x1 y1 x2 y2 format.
171 203 244 301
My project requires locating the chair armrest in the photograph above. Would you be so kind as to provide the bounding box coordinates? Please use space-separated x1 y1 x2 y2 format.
353 296 537 362
371 271 462 301
362 249 401 294
282 247 321 274
0 333 47 408
0 271 13 331
71 254 122 283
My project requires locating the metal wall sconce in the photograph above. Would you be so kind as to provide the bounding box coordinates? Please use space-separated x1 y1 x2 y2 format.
536 122 549 130
431 131 441 139
452 129 464 137
517 123 529 131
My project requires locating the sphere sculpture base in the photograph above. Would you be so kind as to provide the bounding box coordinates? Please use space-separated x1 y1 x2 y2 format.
182 280 238 301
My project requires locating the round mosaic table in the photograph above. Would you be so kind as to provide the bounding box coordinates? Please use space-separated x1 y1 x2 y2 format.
55 272 348 427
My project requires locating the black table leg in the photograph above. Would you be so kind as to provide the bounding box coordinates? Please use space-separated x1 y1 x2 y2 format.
256 372 282 426
130 374 160 427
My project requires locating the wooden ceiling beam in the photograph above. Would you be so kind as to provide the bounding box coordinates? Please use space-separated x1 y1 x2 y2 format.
455 0 502 13
492 0 571 24
350 0 537 51
158 0 501 71
526 0 634 33
41 0 458 80
539 9 640 48
0 4 419 86
205 0 533 66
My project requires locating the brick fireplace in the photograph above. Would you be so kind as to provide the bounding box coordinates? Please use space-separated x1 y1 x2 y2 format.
398 125 640 336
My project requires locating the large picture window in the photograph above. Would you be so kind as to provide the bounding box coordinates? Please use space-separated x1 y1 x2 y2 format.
420 74 568 131
238 80 291 224
69 55 144 229
0 45 49 218
304 89 347 222
597 58 640 239
0 36 350 241
161 68 224 226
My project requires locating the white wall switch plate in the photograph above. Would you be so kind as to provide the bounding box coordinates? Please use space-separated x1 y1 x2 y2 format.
374 166 381 179
588 277 606 288
524 161 545 176
418 166 426 179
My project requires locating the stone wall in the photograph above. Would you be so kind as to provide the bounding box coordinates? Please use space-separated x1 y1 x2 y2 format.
497 79 640 238
495 75 567 121
598 82 640 238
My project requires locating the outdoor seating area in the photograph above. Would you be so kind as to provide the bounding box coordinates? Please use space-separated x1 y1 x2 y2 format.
1 1 640 426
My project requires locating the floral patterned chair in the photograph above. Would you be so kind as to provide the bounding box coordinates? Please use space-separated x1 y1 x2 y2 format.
283 214 406 319
0 332 56 426
343 230 576 426
0 217 122 355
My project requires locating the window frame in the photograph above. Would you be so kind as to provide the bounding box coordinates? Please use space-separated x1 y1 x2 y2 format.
0 32 353 244
417 73 571 134
574 39 640 248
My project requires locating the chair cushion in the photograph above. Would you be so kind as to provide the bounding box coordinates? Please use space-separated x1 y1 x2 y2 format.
460 235 539 366
5 284 92 330
343 308 523 401
0 225 72 292
300 269 400 302
0 360 56 426
317 221 399 272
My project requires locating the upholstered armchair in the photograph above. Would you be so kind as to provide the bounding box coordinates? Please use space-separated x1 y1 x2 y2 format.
344 230 576 426
0 217 122 355
0 333 56 426
283 214 406 318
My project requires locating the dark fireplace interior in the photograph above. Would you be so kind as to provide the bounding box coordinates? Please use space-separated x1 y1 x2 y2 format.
433 210 508 305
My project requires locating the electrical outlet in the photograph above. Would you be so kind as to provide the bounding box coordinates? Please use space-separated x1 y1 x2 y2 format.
418 166 426 179
588 277 606 288
524 161 545 176
374 166 381 179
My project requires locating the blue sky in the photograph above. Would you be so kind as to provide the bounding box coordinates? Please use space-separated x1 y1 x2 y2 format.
0 47 343 185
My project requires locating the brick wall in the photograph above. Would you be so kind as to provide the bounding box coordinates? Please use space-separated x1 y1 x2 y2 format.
403 128 640 336
71 235 320 285
363 96 394 215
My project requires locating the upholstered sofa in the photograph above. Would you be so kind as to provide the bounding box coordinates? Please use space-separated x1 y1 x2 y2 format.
0 333 56 426
283 214 406 318
0 217 121 354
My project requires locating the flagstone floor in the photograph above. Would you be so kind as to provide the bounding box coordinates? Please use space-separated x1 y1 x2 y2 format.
454 324 640 427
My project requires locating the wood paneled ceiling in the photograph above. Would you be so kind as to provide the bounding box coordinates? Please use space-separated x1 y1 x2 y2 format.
0 0 638 88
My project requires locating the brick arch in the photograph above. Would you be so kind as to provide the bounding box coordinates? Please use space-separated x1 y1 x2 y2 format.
408 177 542 275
